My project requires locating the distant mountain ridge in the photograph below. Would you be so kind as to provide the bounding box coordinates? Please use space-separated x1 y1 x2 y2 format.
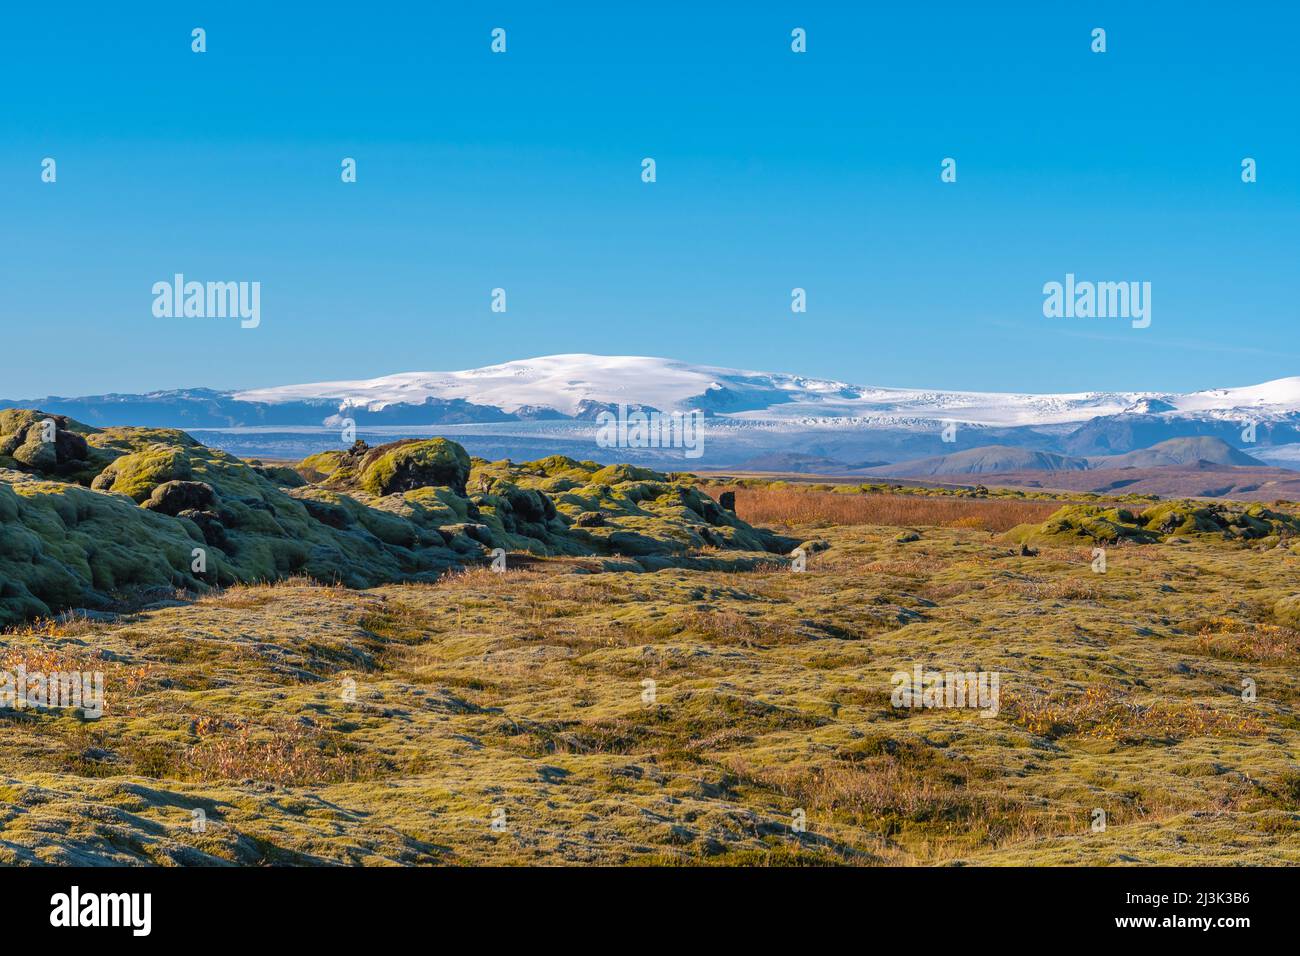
863 446 1090 478
867 437 1263 479
1092 437 1264 469
5 354 1299 469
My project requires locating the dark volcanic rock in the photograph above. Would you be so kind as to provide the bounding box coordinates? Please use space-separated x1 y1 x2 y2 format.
143 480 217 516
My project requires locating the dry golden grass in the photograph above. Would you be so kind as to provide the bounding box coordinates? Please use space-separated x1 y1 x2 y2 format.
1002 577 1102 601
678 609 801 647
3 615 104 639
180 716 385 786
719 487 1061 532
0 644 155 698
1195 616 1300 662
728 752 988 826
197 576 349 608
2 511 1298 866
1000 687 1270 742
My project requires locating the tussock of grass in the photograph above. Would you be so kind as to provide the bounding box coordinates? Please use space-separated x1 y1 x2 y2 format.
1000 687 1269 742
179 717 387 785
1195 616 1300 662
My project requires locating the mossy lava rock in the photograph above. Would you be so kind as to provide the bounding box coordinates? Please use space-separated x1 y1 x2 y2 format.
358 439 472 497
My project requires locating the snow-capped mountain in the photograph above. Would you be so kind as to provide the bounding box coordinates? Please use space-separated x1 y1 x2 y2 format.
233 354 1300 428
5 354 1300 467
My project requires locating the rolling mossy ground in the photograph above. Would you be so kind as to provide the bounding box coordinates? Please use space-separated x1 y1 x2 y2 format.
2 412 1297 864
1 503 1298 864
0 413 795 627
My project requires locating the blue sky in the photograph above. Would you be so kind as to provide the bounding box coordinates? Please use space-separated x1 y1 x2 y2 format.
1 1 1296 398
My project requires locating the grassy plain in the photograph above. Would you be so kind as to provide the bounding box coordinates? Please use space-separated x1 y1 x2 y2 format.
3 485 1296 865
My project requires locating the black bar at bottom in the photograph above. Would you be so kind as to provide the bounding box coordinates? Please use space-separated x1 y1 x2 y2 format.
0 865 1280 942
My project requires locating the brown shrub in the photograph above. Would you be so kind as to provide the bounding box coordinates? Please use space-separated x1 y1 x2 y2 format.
716 487 1060 532
1195 617 1300 661
179 716 384 785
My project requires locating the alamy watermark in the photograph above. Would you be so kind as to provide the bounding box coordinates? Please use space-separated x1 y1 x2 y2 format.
595 405 705 459
152 274 261 328
1042 273 1150 329
1 666 104 719
891 665 1000 717
50 886 150 936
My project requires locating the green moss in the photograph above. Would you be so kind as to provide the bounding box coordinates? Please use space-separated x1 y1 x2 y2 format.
0 477 211 625
1276 595 1300 630
91 445 193 502
1138 502 1299 541
357 439 471 497
1 415 796 626
3 505 1300 865
1002 505 1154 546
0 411 116 485
590 464 668 485
253 464 307 487
297 450 346 482
1003 500 1300 548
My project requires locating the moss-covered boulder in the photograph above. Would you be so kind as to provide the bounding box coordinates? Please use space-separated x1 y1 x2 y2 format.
591 463 667 485
0 410 108 483
141 480 217 516
328 439 473 498
0 473 214 626
1136 502 1298 542
10 428 58 471
252 464 307 488
1004 500 1300 549
91 445 194 502
464 455 797 558
1002 505 1158 547
296 450 348 482
1275 595 1300 630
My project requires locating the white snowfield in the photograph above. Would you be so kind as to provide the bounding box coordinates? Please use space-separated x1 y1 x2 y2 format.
234 354 1300 427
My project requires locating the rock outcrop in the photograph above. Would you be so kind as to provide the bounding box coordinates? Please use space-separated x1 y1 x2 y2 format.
0 411 796 626
1001 501 1300 548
